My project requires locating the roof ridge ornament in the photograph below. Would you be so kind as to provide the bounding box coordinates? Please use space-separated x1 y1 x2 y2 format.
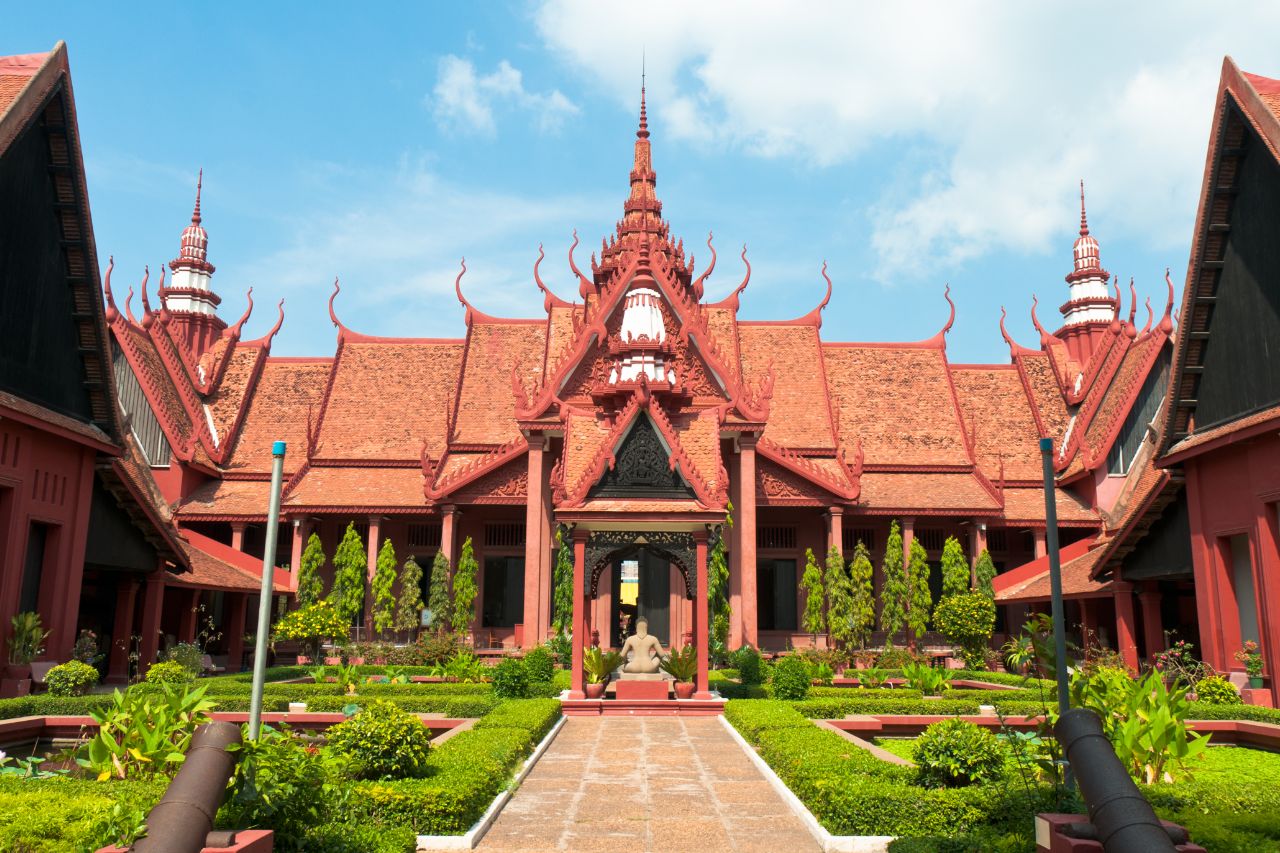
1109 276 1123 332
1125 278 1138 339
534 244 572 312
226 287 254 340
1159 268 1176 334
140 265 154 328
1078 178 1089 237
103 256 118 322
1030 295 1051 346
569 230 593 300
690 232 715 300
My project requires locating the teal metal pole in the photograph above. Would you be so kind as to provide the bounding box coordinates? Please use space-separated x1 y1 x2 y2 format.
1039 437 1070 718
248 440 286 740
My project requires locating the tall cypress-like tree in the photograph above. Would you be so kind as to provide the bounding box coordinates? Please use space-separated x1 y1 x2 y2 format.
879 521 908 640
427 552 452 634
451 537 479 636
800 548 826 639
551 528 574 636
371 539 398 635
296 532 326 608
824 545 854 654
394 555 424 632
940 536 970 598
975 549 997 599
848 540 876 649
328 522 367 625
709 502 733 663
906 538 933 644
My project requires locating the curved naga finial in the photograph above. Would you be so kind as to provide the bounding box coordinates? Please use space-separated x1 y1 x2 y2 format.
263 299 285 347
227 287 254 339
533 244 571 312
1159 267 1176 333
156 266 169 321
103 256 118 322
568 230 593 300
690 232 716 300
124 282 136 325
1110 275 1123 332
999 305 1034 355
796 261 834 327
715 244 751 311
328 277 344 330
1141 296 1153 335
139 265 154 328
940 284 956 335
1030 295 1051 345
1125 278 1138 338
454 258 479 326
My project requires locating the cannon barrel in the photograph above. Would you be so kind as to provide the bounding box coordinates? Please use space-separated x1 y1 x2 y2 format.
132 721 241 853
1055 708 1177 853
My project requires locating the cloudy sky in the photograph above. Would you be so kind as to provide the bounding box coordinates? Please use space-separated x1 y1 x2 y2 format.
7 3 1278 361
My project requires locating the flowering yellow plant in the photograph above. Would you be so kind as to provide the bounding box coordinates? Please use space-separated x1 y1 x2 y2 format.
273 601 350 657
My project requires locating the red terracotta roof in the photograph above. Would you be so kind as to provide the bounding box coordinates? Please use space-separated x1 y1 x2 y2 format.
173 530 288 593
115 322 197 449
1078 332 1167 469
0 389 114 449
822 345 971 467
1000 486 1099 525
0 51 46 133
857 472 1000 514
1162 403 1280 462
452 323 544 445
179 479 275 518
285 465 426 510
316 341 462 459
1014 351 1071 443
739 324 834 450
993 538 1109 603
203 345 262 451
950 366 1043 481
226 359 331 473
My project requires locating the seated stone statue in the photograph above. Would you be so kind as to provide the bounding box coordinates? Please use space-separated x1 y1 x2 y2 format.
619 617 666 674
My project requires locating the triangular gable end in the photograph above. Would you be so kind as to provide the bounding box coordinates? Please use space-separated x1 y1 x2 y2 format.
589 413 695 500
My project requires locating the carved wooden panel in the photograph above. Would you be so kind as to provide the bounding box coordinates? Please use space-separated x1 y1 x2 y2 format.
589 415 693 499
454 459 528 503
756 459 826 503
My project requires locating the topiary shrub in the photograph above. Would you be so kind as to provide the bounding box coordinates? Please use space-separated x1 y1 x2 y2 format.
1194 675 1242 705
491 657 529 699
770 655 811 701
732 646 765 685
166 642 204 677
44 660 99 696
144 660 193 685
932 592 996 669
326 699 431 779
913 719 1007 788
522 646 555 683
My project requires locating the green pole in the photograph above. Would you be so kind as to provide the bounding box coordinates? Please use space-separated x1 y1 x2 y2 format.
248 440 286 740
1039 437 1070 718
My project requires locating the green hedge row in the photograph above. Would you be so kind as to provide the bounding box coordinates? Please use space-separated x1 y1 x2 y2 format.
725 700 1061 838
0 775 167 852
0 690 500 720
341 698 562 836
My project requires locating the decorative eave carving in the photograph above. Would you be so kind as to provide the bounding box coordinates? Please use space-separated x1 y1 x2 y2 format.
755 435 860 501
423 435 529 502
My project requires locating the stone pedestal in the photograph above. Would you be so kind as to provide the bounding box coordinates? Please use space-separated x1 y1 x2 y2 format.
1034 814 1204 852
614 680 671 700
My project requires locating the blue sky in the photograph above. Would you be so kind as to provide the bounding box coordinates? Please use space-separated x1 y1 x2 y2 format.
7 3 1279 362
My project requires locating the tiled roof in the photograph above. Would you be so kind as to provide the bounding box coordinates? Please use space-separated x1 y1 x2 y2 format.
173 530 288 593
1079 332 1165 466
704 306 741 380
1000 486 1099 525
316 341 462 459
285 466 426 509
1014 352 1071 442
1163 403 1280 460
0 389 113 447
673 407 723 492
823 345 971 466
950 366 1043 480
994 538 1110 603
857 472 1000 513
117 323 196 447
739 325 834 450
0 51 45 122
452 323 545 445
544 305 579 381
179 479 275 518
203 346 262 451
226 359 331 473
563 410 610 492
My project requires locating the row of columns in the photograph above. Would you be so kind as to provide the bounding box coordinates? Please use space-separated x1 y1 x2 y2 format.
1112 580 1166 671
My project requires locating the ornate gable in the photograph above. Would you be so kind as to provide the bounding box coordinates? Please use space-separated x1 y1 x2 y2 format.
589 414 694 499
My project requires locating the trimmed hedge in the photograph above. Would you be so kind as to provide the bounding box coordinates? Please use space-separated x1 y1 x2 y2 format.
0 775 166 853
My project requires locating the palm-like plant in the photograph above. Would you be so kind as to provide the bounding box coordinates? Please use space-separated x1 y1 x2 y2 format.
660 646 698 682
583 647 624 684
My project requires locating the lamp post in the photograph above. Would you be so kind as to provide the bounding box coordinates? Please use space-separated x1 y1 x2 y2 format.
248 440 286 740
1039 436 1070 718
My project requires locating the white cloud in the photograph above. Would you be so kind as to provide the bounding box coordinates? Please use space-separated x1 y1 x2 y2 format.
533 0 1280 280
430 55 580 136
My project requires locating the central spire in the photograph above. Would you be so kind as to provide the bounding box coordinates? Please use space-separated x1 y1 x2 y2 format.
621 76 663 241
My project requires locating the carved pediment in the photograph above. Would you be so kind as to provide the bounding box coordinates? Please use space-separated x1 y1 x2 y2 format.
589 414 694 499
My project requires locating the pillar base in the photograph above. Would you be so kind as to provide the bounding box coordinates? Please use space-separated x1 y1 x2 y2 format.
566 690 585 700
693 691 714 700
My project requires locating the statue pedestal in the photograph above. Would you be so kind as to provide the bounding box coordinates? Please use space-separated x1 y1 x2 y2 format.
614 680 671 700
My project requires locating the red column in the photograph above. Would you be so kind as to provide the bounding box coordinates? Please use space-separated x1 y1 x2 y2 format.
1033 528 1047 560
1079 597 1097 649
739 436 758 649
231 523 247 553
569 529 587 699
364 516 382 630
1184 463 1224 667
970 522 988 580
825 506 844 556
522 435 547 648
441 506 459 567
106 578 139 684
902 517 916 567
1138 583 1164 661
695 529 711 699
224 593 248 673
138 572 166 673
289 518 307 593
728 445 743 650
48 447 95 658
1254 499 1280 707
1113 580 1139 671
178 589 200 644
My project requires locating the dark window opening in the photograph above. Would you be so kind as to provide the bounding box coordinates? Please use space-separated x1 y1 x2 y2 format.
20 522 49 614
756 558 797 632
482 556 524 628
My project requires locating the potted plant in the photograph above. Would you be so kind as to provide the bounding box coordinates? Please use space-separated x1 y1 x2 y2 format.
660 645 698 699
6 612 48 680
583 646 622 699
1236 641 1265 689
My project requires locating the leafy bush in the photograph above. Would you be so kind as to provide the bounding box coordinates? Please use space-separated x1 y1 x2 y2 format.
1195 675 1242 705
771 655 812 700
732 645 765 685
326 700 432 780
77 683 214 780
145 660 193 685
273 601 351 660
901 661 952 695
858 667 888 688
491 657 529 698
877 647 921 669
913 720 1007 787
430 650 488 683
44 660 98 697
523 645 555 683
811 662 835 685
546 632 571 667
166 641 204 677
583 647 623 684
932 592 996 669
7 611 48 665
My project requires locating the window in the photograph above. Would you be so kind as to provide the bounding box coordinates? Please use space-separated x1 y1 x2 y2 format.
758 526 796 550
987 528 1008 553
917 528 945 553
20 522 50 613
408 523 441 549
1227 535 1260 645
482 556 524 628
844 527 876 552
484 522 526 549
756 558 797 631
1107 350 1170 475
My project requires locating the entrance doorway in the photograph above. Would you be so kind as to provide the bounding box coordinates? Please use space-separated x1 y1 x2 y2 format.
610 549 670 647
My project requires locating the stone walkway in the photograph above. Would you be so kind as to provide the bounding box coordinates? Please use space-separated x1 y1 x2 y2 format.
469 716 821 853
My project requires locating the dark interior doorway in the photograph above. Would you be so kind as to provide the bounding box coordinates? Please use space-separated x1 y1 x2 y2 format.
610 549 670 646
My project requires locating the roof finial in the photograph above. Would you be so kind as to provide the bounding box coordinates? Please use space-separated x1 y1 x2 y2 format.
192 168 203 226
1078 178 1088 236
637 54 649 140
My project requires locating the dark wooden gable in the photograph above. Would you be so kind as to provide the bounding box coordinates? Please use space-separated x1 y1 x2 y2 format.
0 82 99 422
589 414 694 499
